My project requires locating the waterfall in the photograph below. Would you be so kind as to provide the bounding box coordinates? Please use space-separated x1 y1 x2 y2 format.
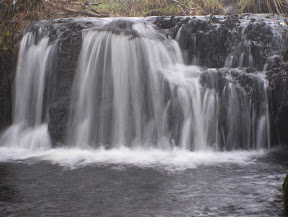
0 27 55 150
0 17 274 152
67 22 183 149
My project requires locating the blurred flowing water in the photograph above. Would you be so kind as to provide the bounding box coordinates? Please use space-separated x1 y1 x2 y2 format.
0 16 287 216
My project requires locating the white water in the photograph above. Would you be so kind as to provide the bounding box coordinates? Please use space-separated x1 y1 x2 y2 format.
0 29 53 150
0 146 265 170
0 18 272 167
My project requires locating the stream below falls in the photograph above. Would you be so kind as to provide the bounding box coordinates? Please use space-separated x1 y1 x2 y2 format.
0 147 287 216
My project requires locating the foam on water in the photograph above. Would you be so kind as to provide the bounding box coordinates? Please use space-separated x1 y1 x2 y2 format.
0 123 51 150
0 146 265 170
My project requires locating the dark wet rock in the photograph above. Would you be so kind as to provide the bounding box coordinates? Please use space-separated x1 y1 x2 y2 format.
46 23 83 146
264 55 282 71
154 16 187 38
155 15 242 67
267 64 288 145
177 18 239 67
154 15 287 71
0 57 13 132
223 14 240 29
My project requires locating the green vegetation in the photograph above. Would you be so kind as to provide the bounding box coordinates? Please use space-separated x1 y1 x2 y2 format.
283 172 288 213
0 31 13 55
0 0 42 57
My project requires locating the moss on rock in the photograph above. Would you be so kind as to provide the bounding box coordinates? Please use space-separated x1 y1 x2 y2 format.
283 172 288 212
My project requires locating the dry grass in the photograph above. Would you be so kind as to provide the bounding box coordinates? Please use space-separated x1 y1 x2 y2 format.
239 0 288 14
95 0 224 16
199 0 224 14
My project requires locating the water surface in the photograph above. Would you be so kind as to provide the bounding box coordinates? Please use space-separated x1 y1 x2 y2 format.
0 147 286 216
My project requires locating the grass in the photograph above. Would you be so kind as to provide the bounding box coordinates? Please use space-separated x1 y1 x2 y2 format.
93 0 288 16
94 0 224 16
239 0 288 14
196 0 224 14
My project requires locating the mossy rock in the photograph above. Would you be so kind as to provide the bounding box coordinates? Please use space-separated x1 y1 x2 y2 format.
283 172 288 212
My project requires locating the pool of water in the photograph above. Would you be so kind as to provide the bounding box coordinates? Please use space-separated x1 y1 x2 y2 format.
0 147 287 216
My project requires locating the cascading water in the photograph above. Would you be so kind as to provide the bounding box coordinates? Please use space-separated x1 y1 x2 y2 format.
67 21 183 149
1 14 285 164
0 27 56 150
66 19 270 151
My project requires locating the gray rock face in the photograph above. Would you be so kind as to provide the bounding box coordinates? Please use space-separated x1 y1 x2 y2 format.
48 32 82 145
267 63 288 144
0 57 13 132
155 14 286 70
44 19 94 145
